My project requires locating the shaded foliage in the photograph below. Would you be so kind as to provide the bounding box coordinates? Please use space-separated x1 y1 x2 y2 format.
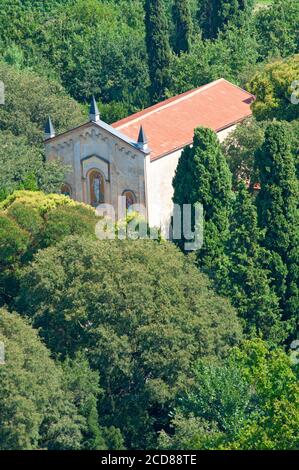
159 339 299 450
255 122 299 337
145 0 172 102
0 191 98 306
248 55 299 122
173 127 233 275
0 308 84 450
16 236 241 448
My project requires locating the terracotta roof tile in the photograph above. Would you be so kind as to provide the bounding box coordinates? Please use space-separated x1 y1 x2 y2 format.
112 79 255 161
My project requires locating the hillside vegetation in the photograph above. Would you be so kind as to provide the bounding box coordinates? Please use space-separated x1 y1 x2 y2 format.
0 0 298 451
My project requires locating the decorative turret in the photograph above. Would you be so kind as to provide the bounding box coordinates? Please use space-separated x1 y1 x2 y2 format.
137 125 148 152
89 96 100 122
44 116 55 140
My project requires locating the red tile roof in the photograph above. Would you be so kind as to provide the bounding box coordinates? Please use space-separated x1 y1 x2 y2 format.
112 79 255 161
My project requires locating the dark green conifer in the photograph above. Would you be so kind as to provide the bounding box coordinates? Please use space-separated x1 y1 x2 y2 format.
145 0 172 102
173 127 233 274
197 0 253 39
255 122 299 337
172 0 192 54
225 182 284 344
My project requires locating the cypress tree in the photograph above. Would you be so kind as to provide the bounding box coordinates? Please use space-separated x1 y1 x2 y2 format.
173 127 233 274
145 0 172 103
255 122 299 337
197 0 253 39
172 0 192 54
224 182 284 344
197 0 220 39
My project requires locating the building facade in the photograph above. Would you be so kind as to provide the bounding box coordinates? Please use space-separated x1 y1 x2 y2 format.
45 79 255 234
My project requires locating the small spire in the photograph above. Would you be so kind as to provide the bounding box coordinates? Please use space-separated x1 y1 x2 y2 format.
137 125 148 151
89 96 100 122
45 116 55 140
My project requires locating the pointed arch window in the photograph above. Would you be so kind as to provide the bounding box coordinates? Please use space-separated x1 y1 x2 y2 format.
89 170 105 207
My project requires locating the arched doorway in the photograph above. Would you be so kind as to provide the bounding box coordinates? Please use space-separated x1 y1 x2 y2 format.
89 170 105 207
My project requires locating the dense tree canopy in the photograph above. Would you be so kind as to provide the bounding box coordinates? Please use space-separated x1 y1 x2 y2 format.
0 0 298 453
254 0 299 60
0 191 98 305
0 0 297 122
0 61 84 200
0 307 121 450
197 0 254 40
159 339 299 450
0 62 84 147
16 235 241 448
222 116 299 187
248 55 299 121
0 132 66 201
221 118 265 187
0 307 84 450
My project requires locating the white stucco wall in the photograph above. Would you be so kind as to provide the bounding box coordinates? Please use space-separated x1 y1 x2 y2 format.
145 124 236 236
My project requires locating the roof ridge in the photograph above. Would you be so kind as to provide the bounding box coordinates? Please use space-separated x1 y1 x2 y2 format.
220 78 255 99
115 79 226 130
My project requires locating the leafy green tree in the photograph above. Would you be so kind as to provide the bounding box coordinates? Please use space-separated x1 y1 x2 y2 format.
0 214 30 305
224 182 284 344
248 55 299 122
173 127 233 274
216 18 258 76
41 205 98 248
101 425 126 451
21 0 73 12
255 122 299 336
222 118 265 187
159 412 223 450
0 214 30 267
168 20 258 102
172 0 192 54
1 190 97 249
0 307 84 450
0 1 149 118
227 340 299 450
0 61 85 147
61 353 108 450
169 36 231 94
145 0 172 102
16 236 241 448
180 359 251 437
159 339 299 450
222 117 299 188
50 0 149 109
0 131 66 201
0 191 98 306
0 1 38 52
254 0 299 60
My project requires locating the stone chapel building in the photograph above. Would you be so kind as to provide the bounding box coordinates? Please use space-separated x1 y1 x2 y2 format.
45 78 254 233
